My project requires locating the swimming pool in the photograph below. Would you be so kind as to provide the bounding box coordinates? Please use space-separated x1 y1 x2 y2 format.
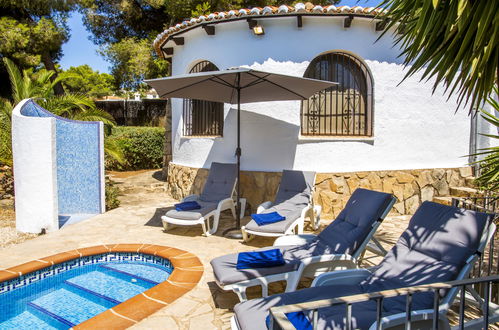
0 245 203 329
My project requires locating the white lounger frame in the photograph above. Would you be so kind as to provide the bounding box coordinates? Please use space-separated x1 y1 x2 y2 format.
161 180 246 237
220 196 396 302
241 176 321 242
230 220 497 330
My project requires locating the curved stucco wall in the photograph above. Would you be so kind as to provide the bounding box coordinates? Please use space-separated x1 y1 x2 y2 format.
165 16 483 173
12 99 105 233
12 100 58 233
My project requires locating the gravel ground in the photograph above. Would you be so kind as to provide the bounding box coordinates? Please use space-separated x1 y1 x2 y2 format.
0 208 39 248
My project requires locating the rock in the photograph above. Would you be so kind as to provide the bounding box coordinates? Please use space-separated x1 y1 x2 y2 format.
357 172 368 179
315 173 330 183
331 176 348 194
403 183 416 199
420 185 434 202
395 171 415 184
433 196 453 206
316 178 331 191
416 170 433 188
0 199 14 209
359 178 371 189
392 183 405 202
433 178 450 196
377 171 388 178
367 172 382 191
393 201 405 214
459 167 473 178
382 177 397 193
432 168 446 180
464 177 476 187
346 177 359 192
405 195 420 214
449 186 478 198
447 169 463 187
318 190 339 215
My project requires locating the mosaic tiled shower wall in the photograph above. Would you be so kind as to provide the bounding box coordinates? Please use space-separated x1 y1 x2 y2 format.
18 100 104 215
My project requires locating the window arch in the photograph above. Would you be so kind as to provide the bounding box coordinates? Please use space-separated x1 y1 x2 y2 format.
301 52 373 137
183 60 224 136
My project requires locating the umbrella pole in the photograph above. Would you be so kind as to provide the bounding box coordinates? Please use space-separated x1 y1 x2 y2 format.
224 73 243 239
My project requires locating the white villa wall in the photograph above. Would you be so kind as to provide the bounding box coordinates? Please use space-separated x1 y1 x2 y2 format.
12 100 59 233
166 16 476 173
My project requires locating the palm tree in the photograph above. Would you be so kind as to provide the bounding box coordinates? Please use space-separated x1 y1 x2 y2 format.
0 58 124 165
473 87 499 191
379 0 498 191
0 98 13 165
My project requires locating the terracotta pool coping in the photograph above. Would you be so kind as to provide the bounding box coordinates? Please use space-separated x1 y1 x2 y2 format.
0 244 203 329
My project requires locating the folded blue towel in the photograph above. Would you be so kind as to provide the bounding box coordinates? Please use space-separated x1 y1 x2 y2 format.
251 212 286 226
236 249 285 269
265 311 312 330
175 201 201 211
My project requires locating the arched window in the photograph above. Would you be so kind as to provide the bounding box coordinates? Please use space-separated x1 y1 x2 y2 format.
301 52 373 137
183 61 224 136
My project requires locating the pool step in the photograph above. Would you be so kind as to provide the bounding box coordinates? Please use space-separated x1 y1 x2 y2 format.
29 288 108 326
100 263 169 284
65 280 121 305
0 309 65 330
66 270 152 304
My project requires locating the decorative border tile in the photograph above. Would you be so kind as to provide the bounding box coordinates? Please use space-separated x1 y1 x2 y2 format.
0 244 203 329
0 253 173 294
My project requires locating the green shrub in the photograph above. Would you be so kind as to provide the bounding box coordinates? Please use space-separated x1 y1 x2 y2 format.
106 126 165 171
105 177 121 210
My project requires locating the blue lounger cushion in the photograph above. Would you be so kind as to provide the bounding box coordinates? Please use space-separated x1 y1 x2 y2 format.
233 201 493 330
237 249 285 269
174 201 201 211
265 311 312 330
251 212 286 226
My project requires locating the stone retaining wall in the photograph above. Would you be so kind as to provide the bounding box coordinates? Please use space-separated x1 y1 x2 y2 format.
0 166 14 209
166 163 474 218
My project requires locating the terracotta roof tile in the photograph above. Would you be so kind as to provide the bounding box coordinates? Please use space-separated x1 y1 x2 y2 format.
153 2 388 57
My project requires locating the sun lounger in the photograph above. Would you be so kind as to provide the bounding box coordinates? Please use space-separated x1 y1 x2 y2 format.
241 170 319 242
211 188 396 301
161 162 237 236
232 201 496 330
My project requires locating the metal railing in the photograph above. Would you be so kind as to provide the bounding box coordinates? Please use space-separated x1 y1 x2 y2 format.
183 60 224 136
267 197 499 329
301 52 373 137
269 276 499 330
452 196 499 305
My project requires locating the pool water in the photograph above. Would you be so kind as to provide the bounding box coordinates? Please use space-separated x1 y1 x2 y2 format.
0 262 171 329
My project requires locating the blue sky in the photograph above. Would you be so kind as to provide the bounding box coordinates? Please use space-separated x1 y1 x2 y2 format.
59 0 382 74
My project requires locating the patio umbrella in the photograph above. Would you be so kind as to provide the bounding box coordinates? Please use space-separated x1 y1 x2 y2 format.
145 68 337 237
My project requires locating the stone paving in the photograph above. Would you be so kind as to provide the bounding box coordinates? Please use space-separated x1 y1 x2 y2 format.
0 176 412 329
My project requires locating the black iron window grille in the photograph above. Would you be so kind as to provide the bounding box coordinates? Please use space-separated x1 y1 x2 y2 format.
301 52 373 137
183 61 224 136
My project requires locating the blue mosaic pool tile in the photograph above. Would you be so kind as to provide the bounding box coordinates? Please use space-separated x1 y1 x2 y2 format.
20 99 103 215
0 311 59 330
0 253 173 294
100 263 170 284
66 271 149 303
30 289 107 326
0 253 175 328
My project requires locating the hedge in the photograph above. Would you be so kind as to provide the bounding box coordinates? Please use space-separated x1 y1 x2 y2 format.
106 126 165 171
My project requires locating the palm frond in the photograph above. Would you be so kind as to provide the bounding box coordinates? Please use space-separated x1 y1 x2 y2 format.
378 0 499 112
3 58 24 104
104 137 125 165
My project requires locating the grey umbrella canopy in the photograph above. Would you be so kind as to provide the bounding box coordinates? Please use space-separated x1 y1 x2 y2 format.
145 67 337 237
